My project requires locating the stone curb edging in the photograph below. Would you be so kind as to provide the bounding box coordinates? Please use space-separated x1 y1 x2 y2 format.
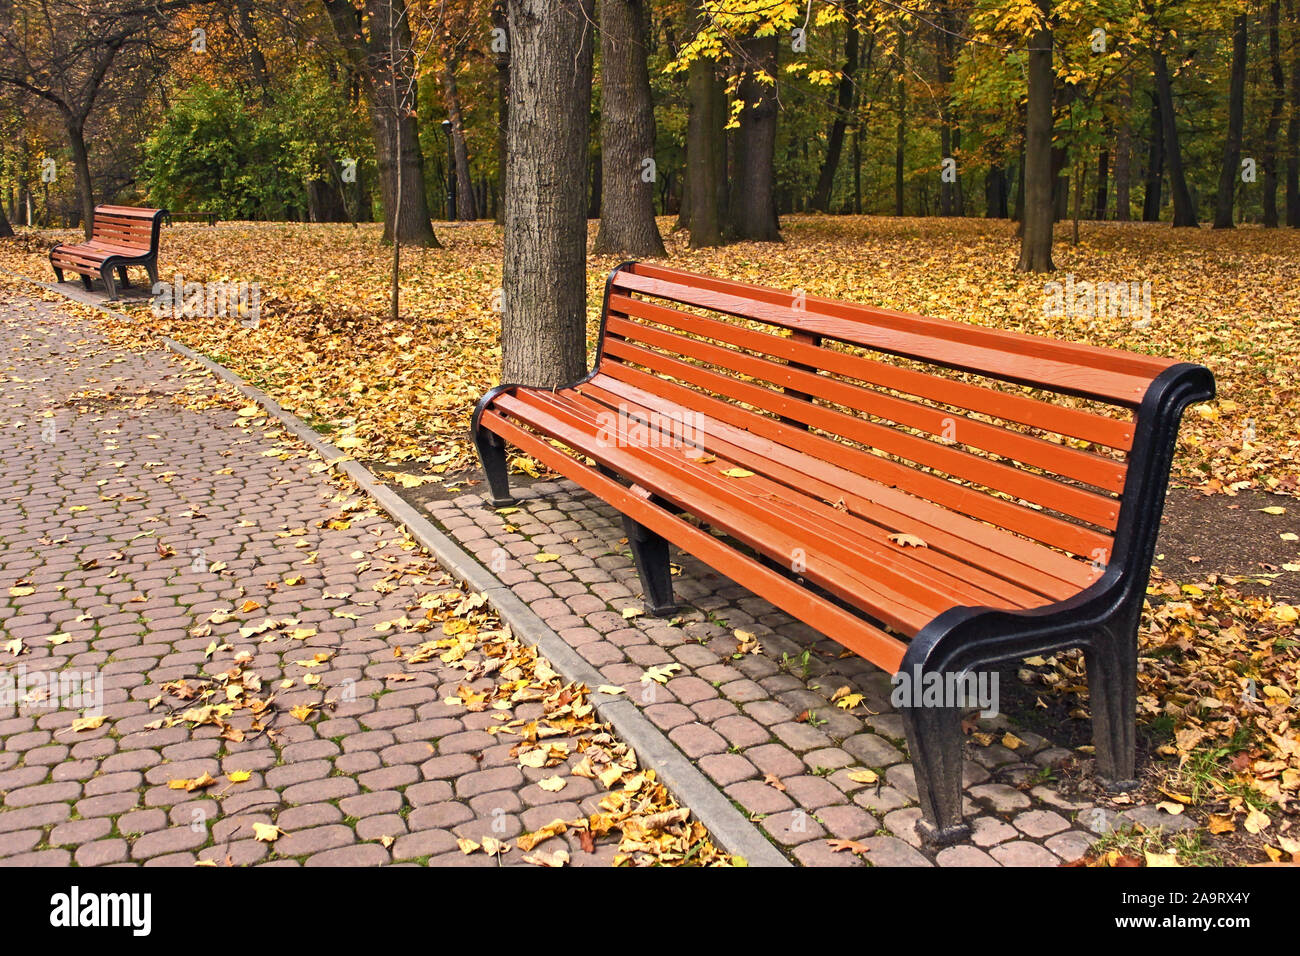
6 270 791 868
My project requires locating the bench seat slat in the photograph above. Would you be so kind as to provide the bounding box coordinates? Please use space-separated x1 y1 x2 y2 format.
495 390 967 635
481 407 911 671
580 374 1097 599
575 379 1077 605
532 386 1045 610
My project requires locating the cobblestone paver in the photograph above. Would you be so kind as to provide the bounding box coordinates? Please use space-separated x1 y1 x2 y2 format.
0 291 714 867
424 475 1185 866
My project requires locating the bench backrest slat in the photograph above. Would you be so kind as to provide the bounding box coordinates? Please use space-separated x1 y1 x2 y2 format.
623 265 1173 402
598 263 1179 566
88 205 162 254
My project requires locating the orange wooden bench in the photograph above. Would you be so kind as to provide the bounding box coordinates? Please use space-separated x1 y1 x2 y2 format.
472 262 1214 844
50 205 166 300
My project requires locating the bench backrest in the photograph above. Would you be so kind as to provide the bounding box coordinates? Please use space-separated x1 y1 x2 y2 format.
90 205 164 253
594 262 1192 579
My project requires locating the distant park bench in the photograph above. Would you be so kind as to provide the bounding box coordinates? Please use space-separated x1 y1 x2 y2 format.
164 210 218 226
472 262 1214 844
49 204 166 300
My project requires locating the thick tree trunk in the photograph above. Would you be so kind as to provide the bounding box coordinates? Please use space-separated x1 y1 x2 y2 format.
811 0 860 213
1142 91 1164 220
1153 50 1198 227
501 0 594 387
730 34 780 241
594 0 665 256
375 109 438 245
65 119 94 238
685 48 724 246
1213 15 1248 229
1264 1 1285 226
1114 73 1133 220
0 200 12 238
1017 0 1054 272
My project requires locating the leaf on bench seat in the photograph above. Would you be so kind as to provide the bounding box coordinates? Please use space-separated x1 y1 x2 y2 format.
887 533 928 548
720 467 754 478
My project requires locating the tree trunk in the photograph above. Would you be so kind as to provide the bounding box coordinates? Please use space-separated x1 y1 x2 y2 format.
588 150 602 219
322 0 438 246
493 0 509 226
935 0 961 216
594 0 665 256
730 34 781 241
1263 1 1285 226
0 199 13 238
1142 90 1164 220
895 37 906 217
985 166 1008 217
65 118 94 238
1213 15 1248 229
1017 0 1054 272
235 0 271 102
441 55 480 221
1287 0 1300 226
1114 73 1133 220
1152 50 1198 227
501 0 594 387
811 0 859 212
685 42 724 246
1094 145 1109 219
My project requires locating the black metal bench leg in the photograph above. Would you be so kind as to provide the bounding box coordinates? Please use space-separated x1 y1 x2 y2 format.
621 515 677 616
117 265 131 290
80 274 93 291
473 428 515 507
1086 614 1140 791
101 271 118 300
52 266 64 283
145 261 160 287
901 700 971 845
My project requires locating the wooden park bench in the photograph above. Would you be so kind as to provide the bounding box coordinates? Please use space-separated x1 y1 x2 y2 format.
50 204 166 300
471 262 1214 844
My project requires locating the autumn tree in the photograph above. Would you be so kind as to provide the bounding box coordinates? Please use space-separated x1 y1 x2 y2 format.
500 0 595 386
0 0 212 236
437 0 481 221
1212 11 1247 228
322 0 439 245
1018 0 1054 271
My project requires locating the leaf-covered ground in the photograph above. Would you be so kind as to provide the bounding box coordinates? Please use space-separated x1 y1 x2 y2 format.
3 216 1298 863
3 216 1296 494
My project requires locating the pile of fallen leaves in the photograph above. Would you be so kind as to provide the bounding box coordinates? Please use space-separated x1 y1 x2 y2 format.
391 587 736 866
1020 568 1299 861
3 216 1297 496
